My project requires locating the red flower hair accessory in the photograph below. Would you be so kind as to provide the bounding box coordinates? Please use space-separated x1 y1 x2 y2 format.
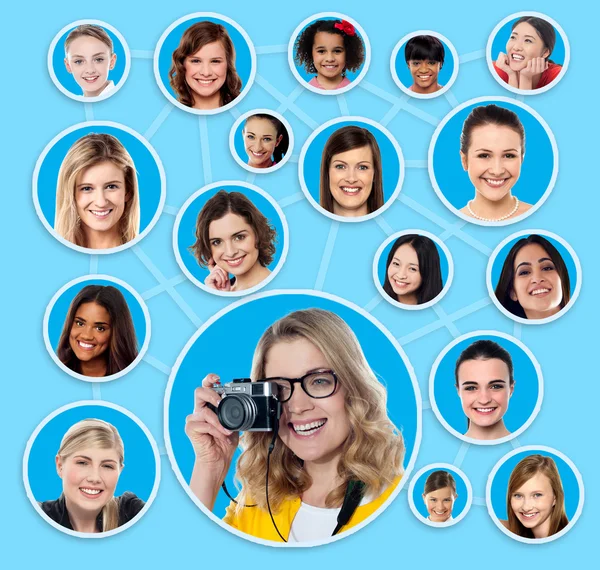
334 20 356 36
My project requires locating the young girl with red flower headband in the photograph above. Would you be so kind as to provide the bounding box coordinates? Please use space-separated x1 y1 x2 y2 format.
294 19 365 90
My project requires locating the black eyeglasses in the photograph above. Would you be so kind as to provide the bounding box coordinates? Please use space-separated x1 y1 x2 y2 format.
261 369 338 403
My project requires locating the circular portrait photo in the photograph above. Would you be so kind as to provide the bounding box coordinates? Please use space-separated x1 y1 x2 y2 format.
430 331 543 445
174 182 288 297
487 446 583 543
408 464 472 527
429 96 557 226
487 12 569 95
390 31 459 99
488 231 581 324
373 230 453 310
229 110 294 174
299 117 404 222
289 12 370 94
33 122 165 254
44 275 150 382
165 291 420 546
48 20 130 102
154 12 255 114
24 401 160 537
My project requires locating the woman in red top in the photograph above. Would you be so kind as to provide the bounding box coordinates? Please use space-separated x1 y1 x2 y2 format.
494 16 562 91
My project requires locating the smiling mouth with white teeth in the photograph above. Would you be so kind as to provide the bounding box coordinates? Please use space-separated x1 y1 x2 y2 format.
340 186 362 195
393 279 409 288
511 53 525 61
89 209 112 219
530 287 551 296
195 78 217 85
481 177 510 188
80 487 103 498
224 255 246 267
474 407 497 414
83 76 99 83
77 341 96 350
291 419 327 437
520 512 539 519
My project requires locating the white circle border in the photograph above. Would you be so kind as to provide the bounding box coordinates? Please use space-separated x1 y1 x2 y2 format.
228 109 295 174
32 120 167 255
299 116 405 223
153 12 256 116
429 329 544 446
287 12 371 96
43 274 152 383
390 30 460 100
486 229 582 325
163 288 422 548
408 463 473 528
173 181 290 298
23 399 161 539
47 19 131 103
372 229 454 311
486 11 570 97
427 95 558 227
486 445 584 544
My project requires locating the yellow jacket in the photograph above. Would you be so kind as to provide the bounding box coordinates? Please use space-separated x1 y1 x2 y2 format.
223 476 401 542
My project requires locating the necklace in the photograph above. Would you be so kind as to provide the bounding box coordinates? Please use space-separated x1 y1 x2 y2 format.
467 197 519 222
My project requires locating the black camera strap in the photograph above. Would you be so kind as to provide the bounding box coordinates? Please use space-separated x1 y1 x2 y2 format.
331 480 366 536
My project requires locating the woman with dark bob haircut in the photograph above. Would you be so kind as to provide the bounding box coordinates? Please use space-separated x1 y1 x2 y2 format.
57 285 138 377
494 234 570 320
320 126 383 218
169 21 242 109
190 190 277 292
383 234 443 305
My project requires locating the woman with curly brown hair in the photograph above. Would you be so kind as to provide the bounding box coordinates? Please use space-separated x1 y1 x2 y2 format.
169 21 242 110
185 308 404 542
189 190 277 292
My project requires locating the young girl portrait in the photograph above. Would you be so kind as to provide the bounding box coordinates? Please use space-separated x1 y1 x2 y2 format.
56 285 139 378
184 308 405 542
293 17 366 91
54 133 140 250
404 35 445 95
422 471 457 523
39 419 145 533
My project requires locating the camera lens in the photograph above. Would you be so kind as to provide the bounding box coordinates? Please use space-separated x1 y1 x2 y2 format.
218 394 258 431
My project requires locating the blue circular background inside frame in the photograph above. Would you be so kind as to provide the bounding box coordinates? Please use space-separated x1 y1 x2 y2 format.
232 117 290 168
177 185 286 282
434 334 540 435
490 450 580 521
394 37 455 89
432 101 554 209
47 279 147 355
52 25 127 96
490 234 576 296
167 294 418 518
157 17 253 101
37 125 162 233
413 467 469 519
377 238 449 289
491 18 566 67
28 405 157 502
303 121 400 206
292 17 366 83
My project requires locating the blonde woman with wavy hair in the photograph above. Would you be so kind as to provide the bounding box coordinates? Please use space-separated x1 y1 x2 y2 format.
39 419 145 533
185 308 404 542
55 133 140 249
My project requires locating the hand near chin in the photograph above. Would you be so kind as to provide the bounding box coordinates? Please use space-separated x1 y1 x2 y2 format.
205 259 231 291
520 57 548 79
496 52 513 75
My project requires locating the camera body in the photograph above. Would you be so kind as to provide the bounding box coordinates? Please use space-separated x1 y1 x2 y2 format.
208 378 281 432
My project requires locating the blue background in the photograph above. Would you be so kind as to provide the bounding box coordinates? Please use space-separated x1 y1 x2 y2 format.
432 100 554 208
176 184 286 282
36 124 163 232
52 24 128 96
491 17 566 67
490 450 580 521
303 120 401 205
157 16 253 101
433 334 540 435
167 293 418 517
233 115 291 166
490 233 577 296
413 467 469 519
4 0 596 567
292 17 366 83
47 278 146 357
377 236 450 289
395 36 456 89
27 404 156 502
